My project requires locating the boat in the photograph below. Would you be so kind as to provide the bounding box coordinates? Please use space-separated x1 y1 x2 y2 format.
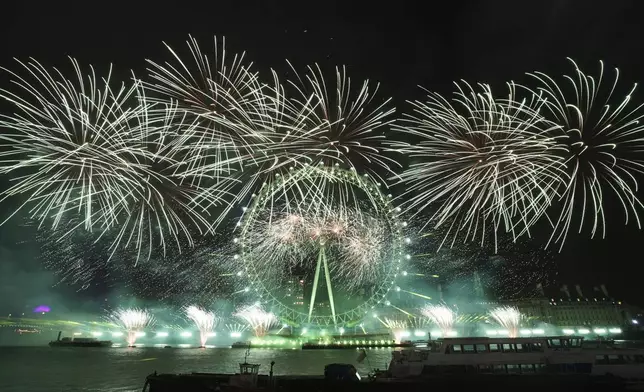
231 341 251 349
49 331 112 347
385 335 644 380
302 341 414 350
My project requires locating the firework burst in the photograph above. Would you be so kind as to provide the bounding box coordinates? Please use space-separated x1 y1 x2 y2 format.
0 58 229 262
0 58 140 231
390 82 565 250
276 62 398 179
489 306 522 338
521 58 644 249
380 317 408 343
111 308 155 346
185 305 217 347
421 304 457 336
235 304 277 338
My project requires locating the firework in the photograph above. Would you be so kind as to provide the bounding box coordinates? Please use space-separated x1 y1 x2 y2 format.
243 206 389 292
185 305 217 347
225 323 250 338
0 59 140 231
234 304 277 338
521 59 644 249
380 317 408 343
0 59 227 262
389 82 565 250
277 63 398 180
111 308 155 346
489 306 522 338
421 304 457 336
407 316 430 331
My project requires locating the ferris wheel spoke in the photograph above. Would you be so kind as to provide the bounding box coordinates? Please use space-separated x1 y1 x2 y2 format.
320 246 338 325
307 248 324 323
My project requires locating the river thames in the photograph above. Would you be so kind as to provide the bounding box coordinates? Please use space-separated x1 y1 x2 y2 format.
0 346 392 392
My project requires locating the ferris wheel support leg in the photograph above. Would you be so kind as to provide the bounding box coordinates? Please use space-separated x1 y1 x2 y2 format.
321 248 337 325
308 249 324 323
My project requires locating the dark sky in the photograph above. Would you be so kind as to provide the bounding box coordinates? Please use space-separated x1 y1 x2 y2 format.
0 0 643 308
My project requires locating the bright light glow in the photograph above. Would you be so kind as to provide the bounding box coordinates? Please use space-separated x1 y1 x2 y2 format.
632 319 639 325
180 331 192 338
135 332 146 337
609 328 622 334
562 329 575 335
489 306 521 338
413 331 426 337
73 332 82 336
486 330 498 336
446 331 457 337
185 306 218 346
91 332 103 337
230 332 242 338
531 329 544 335
206 332 216 337
578 329 590 334
519 329 532 335
156 332 169 338
112 332 123 338
593 328 607 334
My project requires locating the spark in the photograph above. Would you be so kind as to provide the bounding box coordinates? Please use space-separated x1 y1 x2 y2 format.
489 306 522 338
185 305 217 347
389 82 565 250
0 58 228 262
421 304 457 336
521 58 644 249
111 308 155 346
234 304 277 338
380 317 408 343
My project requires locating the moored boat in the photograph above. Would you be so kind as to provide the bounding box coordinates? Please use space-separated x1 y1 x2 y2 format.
385 335 644 380
49 331 112 348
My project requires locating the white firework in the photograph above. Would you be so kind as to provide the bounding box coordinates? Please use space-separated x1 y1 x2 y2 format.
381 317 408 343
389 82 565 250
521 58 644 249
489 306 522 338
234 304 277 338
185 305 218 347
111 308 155 346
421 304 457 336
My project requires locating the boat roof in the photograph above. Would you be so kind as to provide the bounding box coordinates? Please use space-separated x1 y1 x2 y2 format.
435 336 583 343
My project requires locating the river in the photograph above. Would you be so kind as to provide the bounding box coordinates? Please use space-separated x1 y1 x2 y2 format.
0 346 392 392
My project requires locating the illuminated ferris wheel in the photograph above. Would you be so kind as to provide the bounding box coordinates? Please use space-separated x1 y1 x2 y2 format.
235 163 407 327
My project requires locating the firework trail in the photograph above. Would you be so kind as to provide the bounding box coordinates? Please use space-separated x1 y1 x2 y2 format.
421 304 457 336
0 59 228 262
111 308 155 346
0 58 140 232
277 62 398 181
185 306 217 347
520 59 644 249
407 316 430 331
389 82 565 250
243 207 389 292
225 323 250 338
238 165 401 293
380 317 408 343
234 304 277 338
489 306 522 338
144 36 399 228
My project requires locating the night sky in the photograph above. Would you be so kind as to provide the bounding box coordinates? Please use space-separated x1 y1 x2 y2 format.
0 0 643 310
